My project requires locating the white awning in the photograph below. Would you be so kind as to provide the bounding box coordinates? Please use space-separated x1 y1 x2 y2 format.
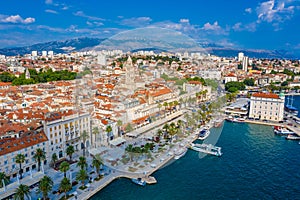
88 147 108 156
126 131 140 138
109 137 126 146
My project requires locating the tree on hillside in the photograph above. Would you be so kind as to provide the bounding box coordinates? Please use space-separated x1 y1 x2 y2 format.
243 78 255 86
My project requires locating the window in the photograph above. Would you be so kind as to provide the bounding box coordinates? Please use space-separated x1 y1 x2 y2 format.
4 160 8 165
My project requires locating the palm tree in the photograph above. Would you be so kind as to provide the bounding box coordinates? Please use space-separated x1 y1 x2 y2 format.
80 130 89 157
59 161 70 178
66 145 75 161
157 103 162 113
92 127 100 148
59 177 72 200
14 184 30 200
77 156 87 170
163 102 168 116
92 155 103 177
106 125 113 142
15 154 25 179
173 100 179 111
179 98 184 108
33 148 46 172
117 120 123 137
37 176 53 200
203 89 208 100
168 101 173 114
51 153 58 169
0 172 10 188
157 129 163 139
76 169 88 187
125 123 133 133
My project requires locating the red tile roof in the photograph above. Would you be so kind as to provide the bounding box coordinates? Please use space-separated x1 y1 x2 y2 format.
252 92 279 99
0 129 48 156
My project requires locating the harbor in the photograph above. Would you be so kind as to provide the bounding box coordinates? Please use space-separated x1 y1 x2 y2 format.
91 121 300 200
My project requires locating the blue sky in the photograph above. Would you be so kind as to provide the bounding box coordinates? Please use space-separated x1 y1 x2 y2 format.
0 0 300 54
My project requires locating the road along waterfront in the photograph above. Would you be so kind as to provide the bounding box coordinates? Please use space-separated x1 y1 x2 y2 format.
91 122 300 200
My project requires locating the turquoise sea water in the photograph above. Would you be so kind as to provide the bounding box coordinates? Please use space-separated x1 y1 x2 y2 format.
92 97 300 200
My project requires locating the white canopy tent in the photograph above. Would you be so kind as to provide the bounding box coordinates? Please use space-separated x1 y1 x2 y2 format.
109 137 126 146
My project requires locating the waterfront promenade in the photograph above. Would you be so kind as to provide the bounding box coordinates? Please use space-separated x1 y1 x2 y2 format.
76 110 197 200
244 119 300 136
0 171 44 199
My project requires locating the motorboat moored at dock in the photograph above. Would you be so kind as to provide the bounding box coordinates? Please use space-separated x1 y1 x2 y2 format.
274 126 294 135
198 128 210 140
286 134 300 140
132 178 146 186
174 148 188 160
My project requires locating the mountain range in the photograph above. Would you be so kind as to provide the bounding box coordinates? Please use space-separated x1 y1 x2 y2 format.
0 37 297 59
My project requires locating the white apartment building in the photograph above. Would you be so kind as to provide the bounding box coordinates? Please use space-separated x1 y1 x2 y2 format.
224 73 238 83
44 111 91 161
249 92 285 121
197 69 222 80
0 125 48 178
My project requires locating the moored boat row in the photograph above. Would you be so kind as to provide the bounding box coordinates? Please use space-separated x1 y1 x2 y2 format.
225 116 245 123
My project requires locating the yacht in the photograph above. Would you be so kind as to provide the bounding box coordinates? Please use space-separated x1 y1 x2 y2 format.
132 178 146 186
225 116 245 123
174 148 188 160
273 126 294 135
286 134 300 140
189 143 222 157
198 128 210 140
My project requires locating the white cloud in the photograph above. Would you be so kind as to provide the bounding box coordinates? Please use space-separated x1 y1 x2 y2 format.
256 0 296 23
245 8 252 13
45 0 53 5
202 21 220 31
45 9 58 14
74 11 105 21
86 21 104 26
120 17 152 27
232 22 256 32
180 18 189 23
0 15 35 24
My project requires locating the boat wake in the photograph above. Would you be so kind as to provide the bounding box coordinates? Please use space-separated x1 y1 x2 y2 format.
197 121 224 159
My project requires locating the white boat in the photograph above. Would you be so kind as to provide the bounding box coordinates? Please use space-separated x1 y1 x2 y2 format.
189 143 222 157
286 134 300 140
274 126 294 135
214 119 224 127
132 178 146 186
225 116 245 123
174 148 188 160
198 128 210 140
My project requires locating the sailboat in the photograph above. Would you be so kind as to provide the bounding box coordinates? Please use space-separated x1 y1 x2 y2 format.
285 94 298 116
